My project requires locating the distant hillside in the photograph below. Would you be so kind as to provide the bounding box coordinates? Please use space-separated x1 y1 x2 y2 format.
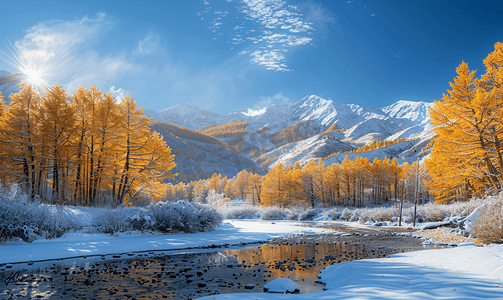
200 122 249 138
0 71 24 103
269 120 318 147
150 120 263 181
151 120 234 151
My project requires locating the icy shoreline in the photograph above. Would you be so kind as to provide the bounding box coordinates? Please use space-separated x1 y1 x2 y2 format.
0 220 328 265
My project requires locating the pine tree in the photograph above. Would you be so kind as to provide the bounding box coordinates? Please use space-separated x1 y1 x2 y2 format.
114 94 175 207
428 45 503 201
261 162 288 207
233 170 251 199
207 173 223 193
0 84 42 198
247 173 262 205
36 84 77 204
324 163 341 205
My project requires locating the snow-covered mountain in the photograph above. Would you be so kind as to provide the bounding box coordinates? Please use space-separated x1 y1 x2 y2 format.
382 100 433 124
150 95 435 177
0 71 23 102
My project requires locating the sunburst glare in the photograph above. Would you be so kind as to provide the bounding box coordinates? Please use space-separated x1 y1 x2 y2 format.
1 39 52 92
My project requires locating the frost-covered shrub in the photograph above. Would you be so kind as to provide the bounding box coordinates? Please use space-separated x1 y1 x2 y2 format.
349 211 359 222
287 207 319 221
341 208 352 221
205 190 231 212
149 200 223 233
358 207 397 223
0 186 77 242
260 206 289 220
93 200 223 234
92 207 154 234
38 205 79 239
323 208 342 220
222 205 262 219
471 195 503 243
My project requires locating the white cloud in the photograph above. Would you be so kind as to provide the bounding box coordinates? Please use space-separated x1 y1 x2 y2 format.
200 0 317 71
9 13 167 95
254 92 290 108
15 12 111 62
134 32 162 56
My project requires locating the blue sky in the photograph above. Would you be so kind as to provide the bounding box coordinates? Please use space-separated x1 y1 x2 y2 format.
0 0 502 114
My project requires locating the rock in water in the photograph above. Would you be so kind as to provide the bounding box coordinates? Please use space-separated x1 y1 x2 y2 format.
263 278 300 293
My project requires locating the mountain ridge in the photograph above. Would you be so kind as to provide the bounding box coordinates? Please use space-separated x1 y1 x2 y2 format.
148 94 435 175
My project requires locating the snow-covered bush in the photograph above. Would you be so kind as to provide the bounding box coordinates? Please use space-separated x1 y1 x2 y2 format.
286 207 319 221
38 205 79 239
358 206 397 223
322 208 342 220
149 200 223 233
92 207 154 234
93 200 223 234
260 206 289 220
205 190 230 211
222 205 262 219
471 194 503 243
0 186 77 242
349 211 359 222
341 208 352 221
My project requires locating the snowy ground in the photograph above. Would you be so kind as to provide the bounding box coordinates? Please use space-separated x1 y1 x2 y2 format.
199 243 503 299
0 220 327 265
2 205 502 299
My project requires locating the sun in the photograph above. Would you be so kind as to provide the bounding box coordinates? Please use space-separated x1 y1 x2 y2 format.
1 40 52 91
21 65 48 91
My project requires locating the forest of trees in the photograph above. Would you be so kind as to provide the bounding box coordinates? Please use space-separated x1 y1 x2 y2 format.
199 122 249 138
426 42 503 202
324 137 418 159
0 42 500 209
0 83 176 207
162 156 429 208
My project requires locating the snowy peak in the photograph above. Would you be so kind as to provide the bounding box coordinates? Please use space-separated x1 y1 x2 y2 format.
382 100 433 124
291 95 336 126
157 103 224 130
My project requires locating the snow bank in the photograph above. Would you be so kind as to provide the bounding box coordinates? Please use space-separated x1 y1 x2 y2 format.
264 278 300 293
0 220 327 265
199 243 503 299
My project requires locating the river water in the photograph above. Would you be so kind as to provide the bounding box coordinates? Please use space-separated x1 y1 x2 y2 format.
0 232 439 299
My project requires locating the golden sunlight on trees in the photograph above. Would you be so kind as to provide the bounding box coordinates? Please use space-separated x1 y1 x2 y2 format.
324 138 418 160
180 155 427 208
0 83 176 207
427 42 503 202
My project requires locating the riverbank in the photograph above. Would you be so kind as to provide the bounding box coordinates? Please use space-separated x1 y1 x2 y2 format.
199 241 503 300
0 228 441 300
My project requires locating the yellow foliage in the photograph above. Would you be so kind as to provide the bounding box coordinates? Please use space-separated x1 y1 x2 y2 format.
0 83 177 207
324 137 418 160
201 122 249 138
427 42 503 202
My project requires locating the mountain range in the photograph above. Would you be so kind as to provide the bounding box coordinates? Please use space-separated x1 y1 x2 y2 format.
0 70 435 181
144 95 435 180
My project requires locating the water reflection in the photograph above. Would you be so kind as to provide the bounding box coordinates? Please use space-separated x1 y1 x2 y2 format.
0 241 365 299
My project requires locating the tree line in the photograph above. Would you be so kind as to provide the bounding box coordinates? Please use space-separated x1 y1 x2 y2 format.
162 156 430 208
0 83 176 207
